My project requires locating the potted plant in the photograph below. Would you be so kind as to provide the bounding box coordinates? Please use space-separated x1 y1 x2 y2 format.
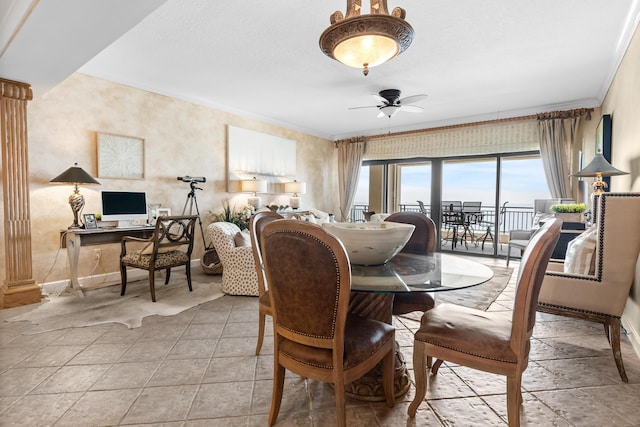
550 203 587 223
207 201 252 230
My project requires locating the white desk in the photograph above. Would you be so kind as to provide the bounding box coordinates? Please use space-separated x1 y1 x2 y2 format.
61 226 155 295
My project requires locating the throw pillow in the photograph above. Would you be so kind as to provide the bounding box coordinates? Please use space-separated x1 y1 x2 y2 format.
564 226 597 275
234 230 251 247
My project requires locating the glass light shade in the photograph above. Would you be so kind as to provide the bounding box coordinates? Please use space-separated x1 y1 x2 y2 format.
284 181 306 195
333 35 399 69
241 178 267 194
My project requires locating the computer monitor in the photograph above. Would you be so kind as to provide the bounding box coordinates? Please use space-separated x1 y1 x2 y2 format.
100 191 148 228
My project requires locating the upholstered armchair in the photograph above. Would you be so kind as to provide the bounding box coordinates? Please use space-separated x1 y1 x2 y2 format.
507 198 574 266
538 193 640 382
208 222 259 296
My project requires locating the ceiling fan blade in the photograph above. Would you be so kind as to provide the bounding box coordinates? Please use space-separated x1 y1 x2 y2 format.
348 105 380 110
377 110 386 118
400 105 424 113
398 94 428 105
372 94 389 105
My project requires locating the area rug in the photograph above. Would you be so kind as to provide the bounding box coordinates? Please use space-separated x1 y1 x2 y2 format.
399 265 513 322
6 278 223 334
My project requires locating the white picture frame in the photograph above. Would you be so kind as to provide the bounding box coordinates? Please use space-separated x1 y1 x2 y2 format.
97 132 145 179
156 208 172 219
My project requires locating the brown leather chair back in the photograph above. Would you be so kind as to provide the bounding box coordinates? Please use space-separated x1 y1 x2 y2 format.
384 211 436 254
261 220 351 346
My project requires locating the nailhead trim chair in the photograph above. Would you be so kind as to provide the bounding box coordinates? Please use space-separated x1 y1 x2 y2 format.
409 219 561 427
249 211 283 355
538 193 640 382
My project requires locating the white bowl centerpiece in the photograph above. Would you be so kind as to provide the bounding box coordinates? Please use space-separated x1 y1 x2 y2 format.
322 221 415 266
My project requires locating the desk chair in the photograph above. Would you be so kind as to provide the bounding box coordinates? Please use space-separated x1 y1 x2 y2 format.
408 219 561 427
120 215 197 302
261 220 395 427
249 211 283 355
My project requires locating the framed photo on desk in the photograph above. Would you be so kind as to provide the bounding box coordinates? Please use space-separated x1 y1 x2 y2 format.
83 214 98 229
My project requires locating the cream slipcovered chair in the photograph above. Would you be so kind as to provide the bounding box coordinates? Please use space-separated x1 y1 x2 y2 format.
208 222 259 296
538 192 640 382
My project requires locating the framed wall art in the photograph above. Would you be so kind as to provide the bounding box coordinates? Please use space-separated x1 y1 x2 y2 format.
226 125 296 192
595 114 613 188
97 132 145 179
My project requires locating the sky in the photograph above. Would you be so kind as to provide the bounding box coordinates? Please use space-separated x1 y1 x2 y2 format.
354 157 553 210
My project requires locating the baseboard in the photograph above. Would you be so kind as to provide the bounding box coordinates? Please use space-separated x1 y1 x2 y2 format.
622 315 640 359
41 259 202 295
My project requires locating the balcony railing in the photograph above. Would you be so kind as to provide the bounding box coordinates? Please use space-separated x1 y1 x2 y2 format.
350 203 534 234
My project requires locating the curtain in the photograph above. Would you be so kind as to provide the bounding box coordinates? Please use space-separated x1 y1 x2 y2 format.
336 137 366 221
538 114 583 198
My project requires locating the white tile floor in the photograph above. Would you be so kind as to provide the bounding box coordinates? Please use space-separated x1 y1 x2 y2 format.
1 258 639 426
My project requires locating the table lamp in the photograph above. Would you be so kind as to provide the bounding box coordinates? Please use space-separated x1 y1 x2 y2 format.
284 180 306 209
50 163 101 229
241 177 267 210
571 151 628 195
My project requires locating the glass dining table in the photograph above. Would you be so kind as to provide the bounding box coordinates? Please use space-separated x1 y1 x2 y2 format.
346 252 494 401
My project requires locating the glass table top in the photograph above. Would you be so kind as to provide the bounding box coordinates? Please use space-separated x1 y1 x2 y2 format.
350 252 494 293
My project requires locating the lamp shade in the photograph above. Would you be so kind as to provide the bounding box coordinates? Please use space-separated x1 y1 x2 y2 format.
241 177 267 194
50 163 100 185
284 180 306 195
571 153 628 177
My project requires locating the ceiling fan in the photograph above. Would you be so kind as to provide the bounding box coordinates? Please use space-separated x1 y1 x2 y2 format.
349 89 428 118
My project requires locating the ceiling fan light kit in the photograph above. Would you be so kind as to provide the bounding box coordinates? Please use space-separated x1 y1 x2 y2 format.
319 0 414 76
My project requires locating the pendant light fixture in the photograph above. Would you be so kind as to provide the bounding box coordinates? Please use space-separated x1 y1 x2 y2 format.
319 0 414 76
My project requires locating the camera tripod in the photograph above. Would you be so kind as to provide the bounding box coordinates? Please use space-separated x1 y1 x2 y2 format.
181 180 211 250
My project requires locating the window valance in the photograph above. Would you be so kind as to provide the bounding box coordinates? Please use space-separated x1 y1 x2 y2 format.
363 119 539 160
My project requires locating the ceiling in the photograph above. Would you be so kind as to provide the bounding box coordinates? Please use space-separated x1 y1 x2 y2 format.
2 0 640 140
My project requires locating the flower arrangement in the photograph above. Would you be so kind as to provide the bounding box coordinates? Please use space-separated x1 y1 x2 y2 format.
550 203 587 213
207 201 253 230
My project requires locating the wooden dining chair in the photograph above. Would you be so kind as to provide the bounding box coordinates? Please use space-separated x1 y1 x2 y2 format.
260 220 395 427
408 219 561 427
384 212 436 315
120 215 198 302
248 210 283 355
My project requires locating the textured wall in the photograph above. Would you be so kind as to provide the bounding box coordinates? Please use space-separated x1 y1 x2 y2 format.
5 73 337 288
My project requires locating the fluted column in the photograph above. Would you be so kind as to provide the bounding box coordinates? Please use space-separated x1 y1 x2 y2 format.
1 78 41 308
